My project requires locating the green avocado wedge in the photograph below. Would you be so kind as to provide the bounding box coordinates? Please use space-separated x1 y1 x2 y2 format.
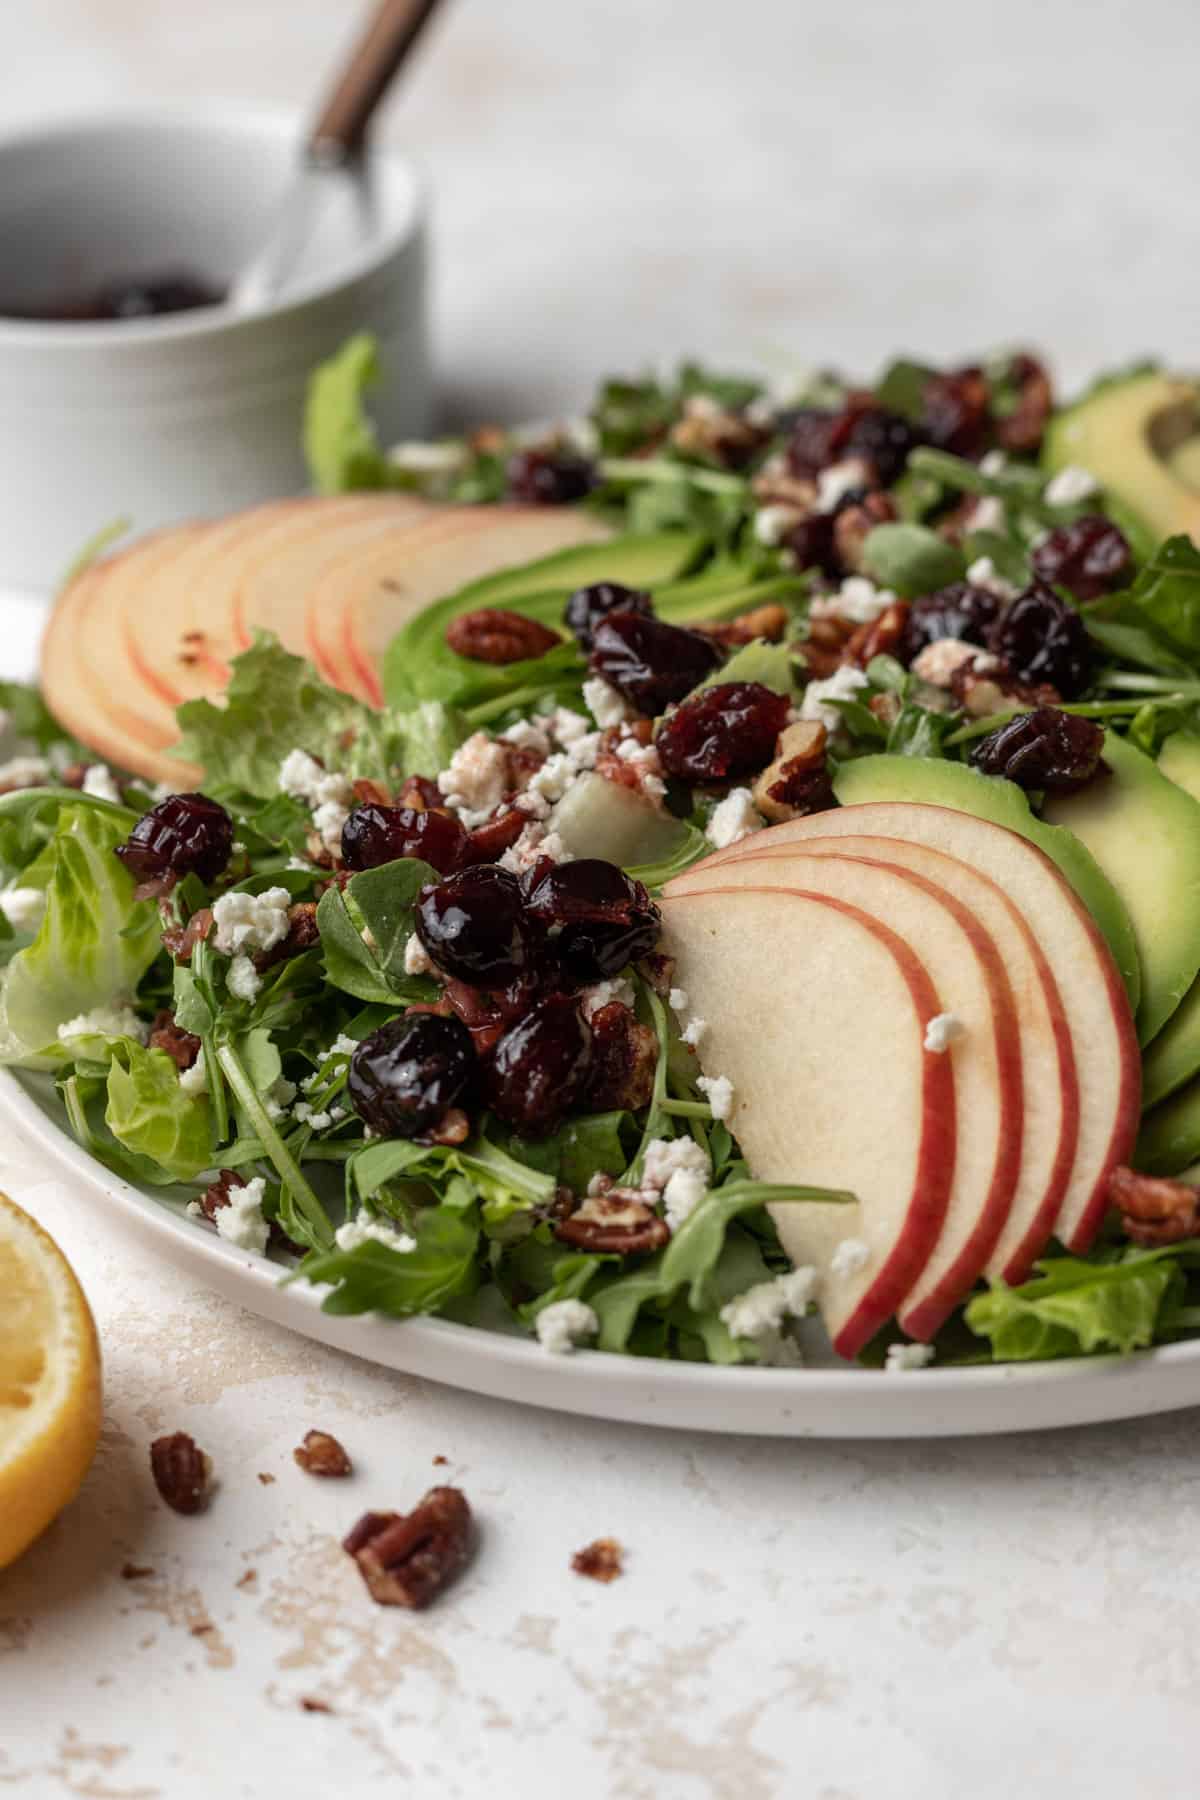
1042 371 1200 559
833 754 1140 1011
1043 731 1200 1045
1140 733 1200 1104
1136 1075 1200 1175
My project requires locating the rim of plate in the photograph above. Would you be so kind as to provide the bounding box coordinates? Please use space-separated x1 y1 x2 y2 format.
5 1065 1200 1439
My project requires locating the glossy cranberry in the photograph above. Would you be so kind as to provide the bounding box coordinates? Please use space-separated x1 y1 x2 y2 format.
656 681 791 782
1031 517 1133 602
564 580 655 650
507 447 596 506
521 859 661 981
115 793 233 884
843 407 918 486
347 1014 478 1138
901 583 1003 665
485 994 592 1137
784 408 841 477
588 611 723 715
782 512 837 576
415 865 537 986
341 803 466 876
920 367 991 459
970 707 1105 793
987 581 1093 699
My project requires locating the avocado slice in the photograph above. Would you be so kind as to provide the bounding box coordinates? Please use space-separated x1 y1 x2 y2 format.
832 754 1140 1009
1136 1075 1200 1175
1043 730 1200 1044
1042 372 1200 558
1138 733 1200 1103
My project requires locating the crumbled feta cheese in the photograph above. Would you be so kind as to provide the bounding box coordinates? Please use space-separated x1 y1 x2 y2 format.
498 824 571 874
535 1298 599 1355
514 787 553 821
214 1176 270 1255
334 1216 417 1254
404 934 433 976
614 737 666 801
526 752 576 806
0 755 50 791
979 450 1008 476
580 976 636 1019
278 748 325 801
58 1003 148 1044
550 706 591 746
754 503 803 547
212 886 291 956
436 731 510 825
295 1103 334 1132
277 751 356 852
227 955 263 1002
885 1342 935 1373
830 1237 872 1279
662 1165 709 1231
582 675 633 730
924 1012 965 1053
668 988 689 1013
502 717 552 756
966 556 1019 601
179 1058 208 1097
705 787 764 849
81 763 122 805
969 496 1007 535
331 1034 359 1058
816 458 871 513
681 1017 707 1047
910 637 980 689
798 665 870 732
832 576 897 624
312 795 353 856
0 885 45 933
1043 464 1099 507
720 1267 815 1363
641 1135 711 1233
697 1073 734 1120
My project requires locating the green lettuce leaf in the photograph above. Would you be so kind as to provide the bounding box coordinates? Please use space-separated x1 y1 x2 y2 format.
304 332 396 495
104 1041 213 1182
0 802 161 1067
1109 535 1200 659
964 1250 1186 1360
297 1204 481 1316
316 858 440 1005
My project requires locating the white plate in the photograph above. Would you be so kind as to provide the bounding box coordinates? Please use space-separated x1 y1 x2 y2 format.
6 1067 1200 1438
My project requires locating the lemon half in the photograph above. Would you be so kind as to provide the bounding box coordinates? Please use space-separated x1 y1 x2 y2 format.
0 1193 102 1568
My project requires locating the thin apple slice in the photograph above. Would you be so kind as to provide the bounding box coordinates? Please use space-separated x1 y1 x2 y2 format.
712 832 1076 1286
662 883 956 1357
701 801 1139 1254
668 850 1023 1339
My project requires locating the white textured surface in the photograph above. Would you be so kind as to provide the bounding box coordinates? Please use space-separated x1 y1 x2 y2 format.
4 2 1200 1794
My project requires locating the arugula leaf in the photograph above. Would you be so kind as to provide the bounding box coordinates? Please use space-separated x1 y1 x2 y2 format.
350 1128 558 1215
316 858 439 1005
861 524 965 598
304 332 396 495
1110 535 1200 659
0 682 88 757
873 357 934 422
299 1204 481 1317
0 801 161 1067
103 1041 213 1182
964 1249 1186 1360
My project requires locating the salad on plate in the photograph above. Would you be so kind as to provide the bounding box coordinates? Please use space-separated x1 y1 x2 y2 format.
7 338 1200 1374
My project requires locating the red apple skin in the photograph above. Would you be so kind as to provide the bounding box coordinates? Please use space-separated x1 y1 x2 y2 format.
725 835 1080 1288
702 802 1140 1257
667 883 958 1359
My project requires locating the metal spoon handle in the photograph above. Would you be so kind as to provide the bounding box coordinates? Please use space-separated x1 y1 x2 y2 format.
309 0 445 163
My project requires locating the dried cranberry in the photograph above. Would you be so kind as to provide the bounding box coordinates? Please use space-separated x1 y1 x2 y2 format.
564 581 655 651
507 447 595 506
415 865 538 986
987 581 1093 699
341 803 466 876
901 583 1003 664
588 611 723 715
920 367 991 459
784 408 841 477
970 707 1105 793
521 859 660 981
485 994 592 1137
656 681 791 782
115 793 233 884
783 512 837 577
1031 517 1133 602
348 1014 478 1138
843 407 918 486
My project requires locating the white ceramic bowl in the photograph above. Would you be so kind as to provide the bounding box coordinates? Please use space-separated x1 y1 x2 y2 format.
0 107 430 588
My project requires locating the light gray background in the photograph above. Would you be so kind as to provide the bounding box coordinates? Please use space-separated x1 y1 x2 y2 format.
3 4 1199 1797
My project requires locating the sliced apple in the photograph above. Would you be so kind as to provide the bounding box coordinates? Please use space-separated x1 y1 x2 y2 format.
702 800 1140 1254
666 851 1024 1342
713 832 1076 1287
662 883 957 1357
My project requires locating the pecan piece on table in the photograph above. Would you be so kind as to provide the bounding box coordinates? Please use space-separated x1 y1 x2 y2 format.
148 1007 201 1071
571 1537 624 1583
150 1431 212 1515
342 1487 472 1609
446 607 561 665
1110 1166 1200 1247
293 1430 353 1478
554 1192 669 1255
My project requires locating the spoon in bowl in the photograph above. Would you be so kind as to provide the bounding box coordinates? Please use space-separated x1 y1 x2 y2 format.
229 0 445 313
